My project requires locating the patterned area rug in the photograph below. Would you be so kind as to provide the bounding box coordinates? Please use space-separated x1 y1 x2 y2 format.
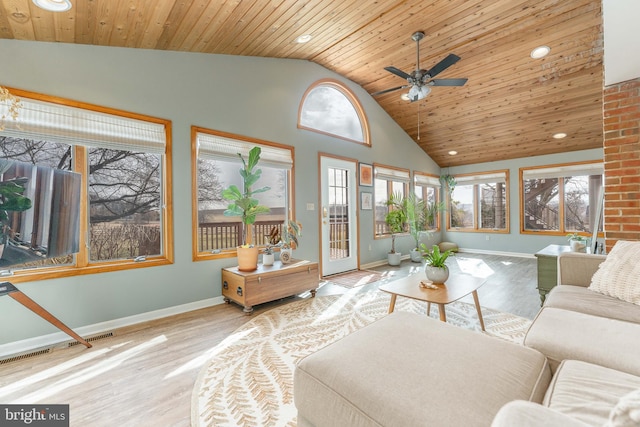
323 269 388 288
191 290 531 427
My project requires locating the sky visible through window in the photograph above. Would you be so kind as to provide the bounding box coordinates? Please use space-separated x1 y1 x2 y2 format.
300 85 364 142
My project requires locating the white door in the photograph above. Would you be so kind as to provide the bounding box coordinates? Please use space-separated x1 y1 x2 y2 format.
320 156 358 276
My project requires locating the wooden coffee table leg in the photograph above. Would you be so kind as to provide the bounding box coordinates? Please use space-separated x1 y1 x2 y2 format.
472 290 486 331
427 302 431 316
438 303 446 322
388 294 397 313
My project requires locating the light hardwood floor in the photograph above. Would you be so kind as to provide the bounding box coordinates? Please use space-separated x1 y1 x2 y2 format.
0 252 541 427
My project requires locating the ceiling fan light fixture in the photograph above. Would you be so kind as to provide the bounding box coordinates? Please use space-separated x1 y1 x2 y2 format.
32 0 72 11
295 34 313 44
400 93 410 101
530 45 551 59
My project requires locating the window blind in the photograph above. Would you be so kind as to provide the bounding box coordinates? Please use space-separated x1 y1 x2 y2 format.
375 165 410 182
414 173 440 186
456 171 507 186
0 97 166 153
197 132 293 169
522 163 603 180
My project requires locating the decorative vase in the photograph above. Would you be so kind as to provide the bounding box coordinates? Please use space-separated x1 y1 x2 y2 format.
387 252 402 266
262 253 275 266
280 248 293 264
425 265 449 284
237 246 259 271
409 248 422 263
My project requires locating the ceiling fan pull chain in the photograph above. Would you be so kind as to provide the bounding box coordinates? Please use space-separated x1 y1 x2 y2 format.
417 103 421 140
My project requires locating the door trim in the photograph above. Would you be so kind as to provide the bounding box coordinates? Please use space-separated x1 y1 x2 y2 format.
317 152 360 277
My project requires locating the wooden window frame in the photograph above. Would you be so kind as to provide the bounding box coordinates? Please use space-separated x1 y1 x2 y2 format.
2 88 173 284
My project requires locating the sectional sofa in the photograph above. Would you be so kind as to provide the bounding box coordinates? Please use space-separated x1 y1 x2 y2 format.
294 241 640 426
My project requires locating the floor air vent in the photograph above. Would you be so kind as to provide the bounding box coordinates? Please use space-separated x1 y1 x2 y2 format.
68 332 115 347
1 348 51 365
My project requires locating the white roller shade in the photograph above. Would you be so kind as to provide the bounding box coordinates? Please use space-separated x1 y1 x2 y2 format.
522 163 603 180
0 97 166 153
197 132 293 169
414 173 440 186
456 171 507 186
375 165 410 182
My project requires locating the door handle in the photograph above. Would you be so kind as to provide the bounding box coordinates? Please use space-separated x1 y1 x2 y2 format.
323 207 328 218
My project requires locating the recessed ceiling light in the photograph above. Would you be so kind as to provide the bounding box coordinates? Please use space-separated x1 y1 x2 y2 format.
553 132 567 139
32 0 72 11
530 45 551 59
295 34 313 44
448 150 458 156
400 93 410 101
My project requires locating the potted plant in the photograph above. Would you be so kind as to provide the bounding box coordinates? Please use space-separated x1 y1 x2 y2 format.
279 219 301 264
567 233 587 252
421 243 454 284
222 146 270 271
385 192 407 266
0 160 32 259
261 226 279 266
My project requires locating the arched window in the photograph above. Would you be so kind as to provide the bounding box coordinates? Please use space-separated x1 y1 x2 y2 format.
298 79 370 145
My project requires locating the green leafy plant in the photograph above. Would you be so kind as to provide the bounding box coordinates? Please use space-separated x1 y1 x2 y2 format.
440 174 456 195
385 192 407 254
420 244 454 268
222 147 270 246
280 219 302 249
0 159 32 247
566 232 587 242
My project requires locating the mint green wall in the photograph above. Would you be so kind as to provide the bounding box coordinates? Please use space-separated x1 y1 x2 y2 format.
0 40 438 345
442 148 604 255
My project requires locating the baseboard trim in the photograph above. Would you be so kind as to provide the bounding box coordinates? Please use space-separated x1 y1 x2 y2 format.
361 248 534 270
0 296 226 359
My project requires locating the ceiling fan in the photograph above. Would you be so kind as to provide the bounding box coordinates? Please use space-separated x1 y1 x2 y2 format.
372 31 468 102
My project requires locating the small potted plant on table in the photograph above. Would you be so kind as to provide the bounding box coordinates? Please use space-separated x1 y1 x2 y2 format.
279 219 301 264
567 233 588 252
222 147 270 271
421 243 454 284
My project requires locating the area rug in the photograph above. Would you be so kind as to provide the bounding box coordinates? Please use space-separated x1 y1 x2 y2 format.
323 269 387 288
191 290 531 427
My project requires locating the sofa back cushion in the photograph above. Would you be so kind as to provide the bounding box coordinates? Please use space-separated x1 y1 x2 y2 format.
589 240 640 305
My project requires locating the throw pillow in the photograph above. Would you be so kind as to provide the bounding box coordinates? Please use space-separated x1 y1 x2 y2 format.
589 240 640 305
605 388 640 427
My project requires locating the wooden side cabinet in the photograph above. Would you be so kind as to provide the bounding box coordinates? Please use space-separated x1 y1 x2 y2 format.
534 244 572 305
222 259 319 314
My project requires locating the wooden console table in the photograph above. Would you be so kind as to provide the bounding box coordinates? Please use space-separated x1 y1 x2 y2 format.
222 259 319 314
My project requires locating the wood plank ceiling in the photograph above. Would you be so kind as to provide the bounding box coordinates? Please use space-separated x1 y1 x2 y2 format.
0 0 603 167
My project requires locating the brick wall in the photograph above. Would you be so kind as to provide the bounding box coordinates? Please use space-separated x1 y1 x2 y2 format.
603 78 640 251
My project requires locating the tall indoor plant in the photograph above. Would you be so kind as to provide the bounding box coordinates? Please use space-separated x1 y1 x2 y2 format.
222 146 270 271
385 192 407 266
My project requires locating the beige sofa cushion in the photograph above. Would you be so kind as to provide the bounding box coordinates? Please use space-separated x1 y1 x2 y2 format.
544 285 640 324
544 360 640 426
295 311 551 427
524 307 640 376
589 240 640 305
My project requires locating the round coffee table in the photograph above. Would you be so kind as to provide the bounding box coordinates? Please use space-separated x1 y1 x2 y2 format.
379 274 486 331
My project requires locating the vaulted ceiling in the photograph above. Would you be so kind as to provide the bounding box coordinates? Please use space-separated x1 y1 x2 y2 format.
0 0 604 167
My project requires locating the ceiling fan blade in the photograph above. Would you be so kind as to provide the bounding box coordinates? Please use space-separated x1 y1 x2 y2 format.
425 53 461 79
430 78 468 86
384 66 412 80
371 85 409 96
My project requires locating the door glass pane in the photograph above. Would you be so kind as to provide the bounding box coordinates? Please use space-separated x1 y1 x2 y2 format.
329 167 350 261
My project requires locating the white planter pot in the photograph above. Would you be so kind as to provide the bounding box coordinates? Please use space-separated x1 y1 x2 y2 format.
387 252 402 266
409 248 422 263
425 265 449 284
262 253 275 266
569 239 586 252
